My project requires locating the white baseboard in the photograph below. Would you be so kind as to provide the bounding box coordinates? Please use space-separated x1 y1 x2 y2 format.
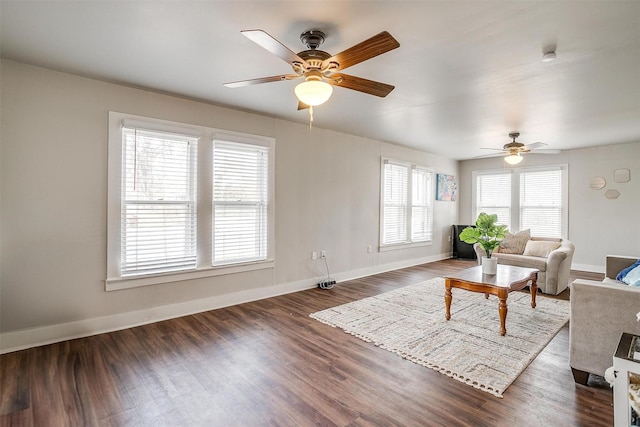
0 253 451 354
571 262 605 274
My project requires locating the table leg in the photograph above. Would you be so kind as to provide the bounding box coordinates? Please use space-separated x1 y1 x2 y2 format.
445 280 452 321
530 279 537 309
498 296 508 336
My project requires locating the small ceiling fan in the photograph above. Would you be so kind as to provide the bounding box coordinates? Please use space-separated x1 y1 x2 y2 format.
478 132 561 164
224 29 400 113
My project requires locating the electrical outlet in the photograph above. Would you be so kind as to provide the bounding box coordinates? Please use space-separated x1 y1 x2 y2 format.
448 235 452 242
367 245 372 253
321 250 326 258
312 251 317 260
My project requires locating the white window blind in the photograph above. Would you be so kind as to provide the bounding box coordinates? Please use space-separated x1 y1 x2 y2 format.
473 166 567 239
411 167 433 242
212 140 269 266
382 162 409 245
476 172 511 230
520 169 563 237
121 128 197 276
381 160 433 247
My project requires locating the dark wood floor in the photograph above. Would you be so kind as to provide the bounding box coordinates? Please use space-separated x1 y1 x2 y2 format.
1 259 611 426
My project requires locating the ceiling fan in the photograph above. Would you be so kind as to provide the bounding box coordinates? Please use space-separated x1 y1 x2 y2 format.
224 29 400 114
479 132 561 165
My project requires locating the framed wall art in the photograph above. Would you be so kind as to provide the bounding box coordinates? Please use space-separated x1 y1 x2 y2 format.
436 174 457 201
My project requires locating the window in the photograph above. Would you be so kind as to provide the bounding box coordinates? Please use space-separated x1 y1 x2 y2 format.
107 112 274 290
520 168 563 237
121 128 198 276
473 166 567 238
474 171 511 230
212 141 268 266
380 159 433 248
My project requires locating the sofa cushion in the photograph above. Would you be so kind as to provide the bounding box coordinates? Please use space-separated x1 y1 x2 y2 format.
494 253 547 271
498 229 530 254
523 240 561 257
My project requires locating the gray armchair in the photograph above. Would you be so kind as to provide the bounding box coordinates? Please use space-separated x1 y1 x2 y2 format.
474 237 575 295
569 255 640 385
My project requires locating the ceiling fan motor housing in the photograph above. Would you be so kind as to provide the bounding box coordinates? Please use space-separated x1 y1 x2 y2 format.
300 29 326 50
504 132 525 150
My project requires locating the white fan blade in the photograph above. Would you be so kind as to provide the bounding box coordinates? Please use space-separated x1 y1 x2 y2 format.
474 152 506 159
531 149 561 154
524 142 547 149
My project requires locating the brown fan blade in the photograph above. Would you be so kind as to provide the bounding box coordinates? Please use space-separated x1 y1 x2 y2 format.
322 31 399 72
297 101 310 110
329 73 395 97
241 30 309 68
224 74 300 88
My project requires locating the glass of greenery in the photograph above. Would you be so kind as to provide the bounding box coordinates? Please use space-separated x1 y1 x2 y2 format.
459 212 509 259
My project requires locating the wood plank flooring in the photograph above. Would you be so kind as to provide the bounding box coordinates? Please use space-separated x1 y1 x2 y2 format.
1 259 612 426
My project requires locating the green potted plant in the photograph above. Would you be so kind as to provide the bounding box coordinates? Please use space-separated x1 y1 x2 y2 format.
459 212 509 274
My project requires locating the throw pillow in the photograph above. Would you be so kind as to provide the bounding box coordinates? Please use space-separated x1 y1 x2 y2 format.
498 229 530 254
523 240 561 258
616 260 640 282
618 260 640 286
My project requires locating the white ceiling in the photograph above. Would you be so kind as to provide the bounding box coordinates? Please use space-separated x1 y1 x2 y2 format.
2 1 639 160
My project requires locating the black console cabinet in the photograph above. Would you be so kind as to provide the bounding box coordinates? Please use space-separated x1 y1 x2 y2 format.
452 225 477 260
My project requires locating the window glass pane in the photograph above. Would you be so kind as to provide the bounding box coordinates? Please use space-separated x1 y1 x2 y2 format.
213 141 268 265
382 162 408 245
520 169 563 237
121 128 197 276
412 168 433 241
476 172 511 230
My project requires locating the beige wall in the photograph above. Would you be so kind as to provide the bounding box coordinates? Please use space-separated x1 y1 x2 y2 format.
459 143 640 271
0 60 458 351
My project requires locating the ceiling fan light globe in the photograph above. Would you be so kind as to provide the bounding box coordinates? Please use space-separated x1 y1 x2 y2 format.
295 80 333 106
504 153 523 165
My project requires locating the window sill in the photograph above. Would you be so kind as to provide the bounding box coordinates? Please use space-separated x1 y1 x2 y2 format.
379 241 432 252
105 260 275 291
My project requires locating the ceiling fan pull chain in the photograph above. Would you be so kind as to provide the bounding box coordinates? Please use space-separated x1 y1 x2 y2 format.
309 105 314 130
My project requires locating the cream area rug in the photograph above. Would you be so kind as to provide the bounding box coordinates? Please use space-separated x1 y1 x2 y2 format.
310 277 570 398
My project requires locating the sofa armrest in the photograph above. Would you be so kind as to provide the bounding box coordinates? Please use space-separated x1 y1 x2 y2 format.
473 243 486 265
569 279 640 377
546 247 568 275
606 255 639 280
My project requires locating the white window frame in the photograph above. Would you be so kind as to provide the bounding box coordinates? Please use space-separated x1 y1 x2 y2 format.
471 165 568 239
107 112 275 291
379 158 434 251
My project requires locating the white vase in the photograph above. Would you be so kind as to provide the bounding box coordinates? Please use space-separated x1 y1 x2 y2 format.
482 256 498 275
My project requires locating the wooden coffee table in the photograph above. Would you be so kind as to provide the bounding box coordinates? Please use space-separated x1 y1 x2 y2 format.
444 265 539 336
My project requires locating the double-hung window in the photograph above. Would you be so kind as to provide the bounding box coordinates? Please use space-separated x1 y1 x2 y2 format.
212 140 268 266
107 112 274 290
472 165 567 238
120 128 198 276
519 168 564 237
474 171 512 230
380 159 434 248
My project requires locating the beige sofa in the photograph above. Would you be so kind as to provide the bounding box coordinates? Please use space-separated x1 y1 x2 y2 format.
474 237 575 295
570 255 640 385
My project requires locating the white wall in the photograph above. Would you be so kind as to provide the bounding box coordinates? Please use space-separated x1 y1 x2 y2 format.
459 143 640 272
0 60 459 352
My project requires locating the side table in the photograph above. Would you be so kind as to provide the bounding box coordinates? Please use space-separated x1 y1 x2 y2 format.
614 332 640 427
